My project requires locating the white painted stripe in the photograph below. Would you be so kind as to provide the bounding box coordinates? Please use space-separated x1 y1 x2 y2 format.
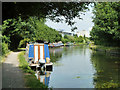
35 46 38 63
40 46 43 59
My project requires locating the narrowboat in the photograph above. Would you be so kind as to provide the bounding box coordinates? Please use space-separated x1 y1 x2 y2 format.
28 43 53 70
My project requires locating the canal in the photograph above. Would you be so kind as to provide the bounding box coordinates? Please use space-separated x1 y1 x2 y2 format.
35 45 120 88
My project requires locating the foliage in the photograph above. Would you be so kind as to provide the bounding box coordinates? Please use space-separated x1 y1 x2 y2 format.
90 2 120 46
19 38 30 48
18 51 34 74
2 17 62 50
64 35 74 42
2 35 10 44
62 35 87 43
3 2 90 28
1 31 9 56
33 18 62 43
2 17 35 50
62 38 69 44
67 35 75 42
74 36 84 43
95 82 119 88
64 35 68 39
2 42 9 55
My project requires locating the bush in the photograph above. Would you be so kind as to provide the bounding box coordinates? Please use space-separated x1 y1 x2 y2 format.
19 38 30 48
62 38 69 43
67 35 75 42
2 42 9 55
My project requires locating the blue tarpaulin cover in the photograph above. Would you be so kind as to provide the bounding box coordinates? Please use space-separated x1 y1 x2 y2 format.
44 44 50 62
28 44 34 58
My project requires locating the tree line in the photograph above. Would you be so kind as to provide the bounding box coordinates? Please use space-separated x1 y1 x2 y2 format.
90 2 120 47
62 34 89 44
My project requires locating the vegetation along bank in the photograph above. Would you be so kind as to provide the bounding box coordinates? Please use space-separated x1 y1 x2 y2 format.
18 51 48 88
89 43 120 55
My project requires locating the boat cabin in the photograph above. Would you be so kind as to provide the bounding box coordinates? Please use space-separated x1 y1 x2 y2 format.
28 43 52 70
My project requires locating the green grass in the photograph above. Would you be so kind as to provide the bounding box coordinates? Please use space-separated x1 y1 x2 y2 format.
18 51 34 74
25 74 47 88
18 51 47 88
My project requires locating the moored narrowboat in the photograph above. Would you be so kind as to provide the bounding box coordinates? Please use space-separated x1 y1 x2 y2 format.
27 43 53 70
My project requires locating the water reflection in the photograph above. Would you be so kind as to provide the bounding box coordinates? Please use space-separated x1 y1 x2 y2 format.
63 45 87 56
49 47 63 62
91 51 120 88
35 70 51 87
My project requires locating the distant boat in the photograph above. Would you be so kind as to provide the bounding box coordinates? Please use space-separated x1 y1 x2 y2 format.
49 42 64 48
65 42 73 46
53 43 60 47
49 43 54 48
58 43 64 46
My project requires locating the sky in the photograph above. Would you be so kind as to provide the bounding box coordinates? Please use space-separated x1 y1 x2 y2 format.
45 4 94 37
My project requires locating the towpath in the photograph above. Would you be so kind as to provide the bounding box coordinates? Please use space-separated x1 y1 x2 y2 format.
2 51 25 88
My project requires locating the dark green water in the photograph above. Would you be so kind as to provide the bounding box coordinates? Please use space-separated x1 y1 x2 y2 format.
36 45 120 88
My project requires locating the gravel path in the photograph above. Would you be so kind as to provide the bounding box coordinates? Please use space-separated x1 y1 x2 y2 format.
2 52 25 88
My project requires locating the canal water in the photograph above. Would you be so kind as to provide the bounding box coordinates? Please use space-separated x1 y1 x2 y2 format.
35 45 120 88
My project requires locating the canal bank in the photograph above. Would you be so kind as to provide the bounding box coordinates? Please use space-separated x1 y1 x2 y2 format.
89 43 120 55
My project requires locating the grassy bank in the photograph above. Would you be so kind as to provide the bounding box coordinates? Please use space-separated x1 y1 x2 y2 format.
18 51 47 88
89 43 120 55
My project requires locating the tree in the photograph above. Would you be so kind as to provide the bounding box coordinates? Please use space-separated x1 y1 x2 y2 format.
67 35 75 43
33 18 62 43
2 17 62 50
2 2 90 27
90 2 120 46
78 36 83 43
64 35 68 39
2 17 36 50
62 38 69 44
